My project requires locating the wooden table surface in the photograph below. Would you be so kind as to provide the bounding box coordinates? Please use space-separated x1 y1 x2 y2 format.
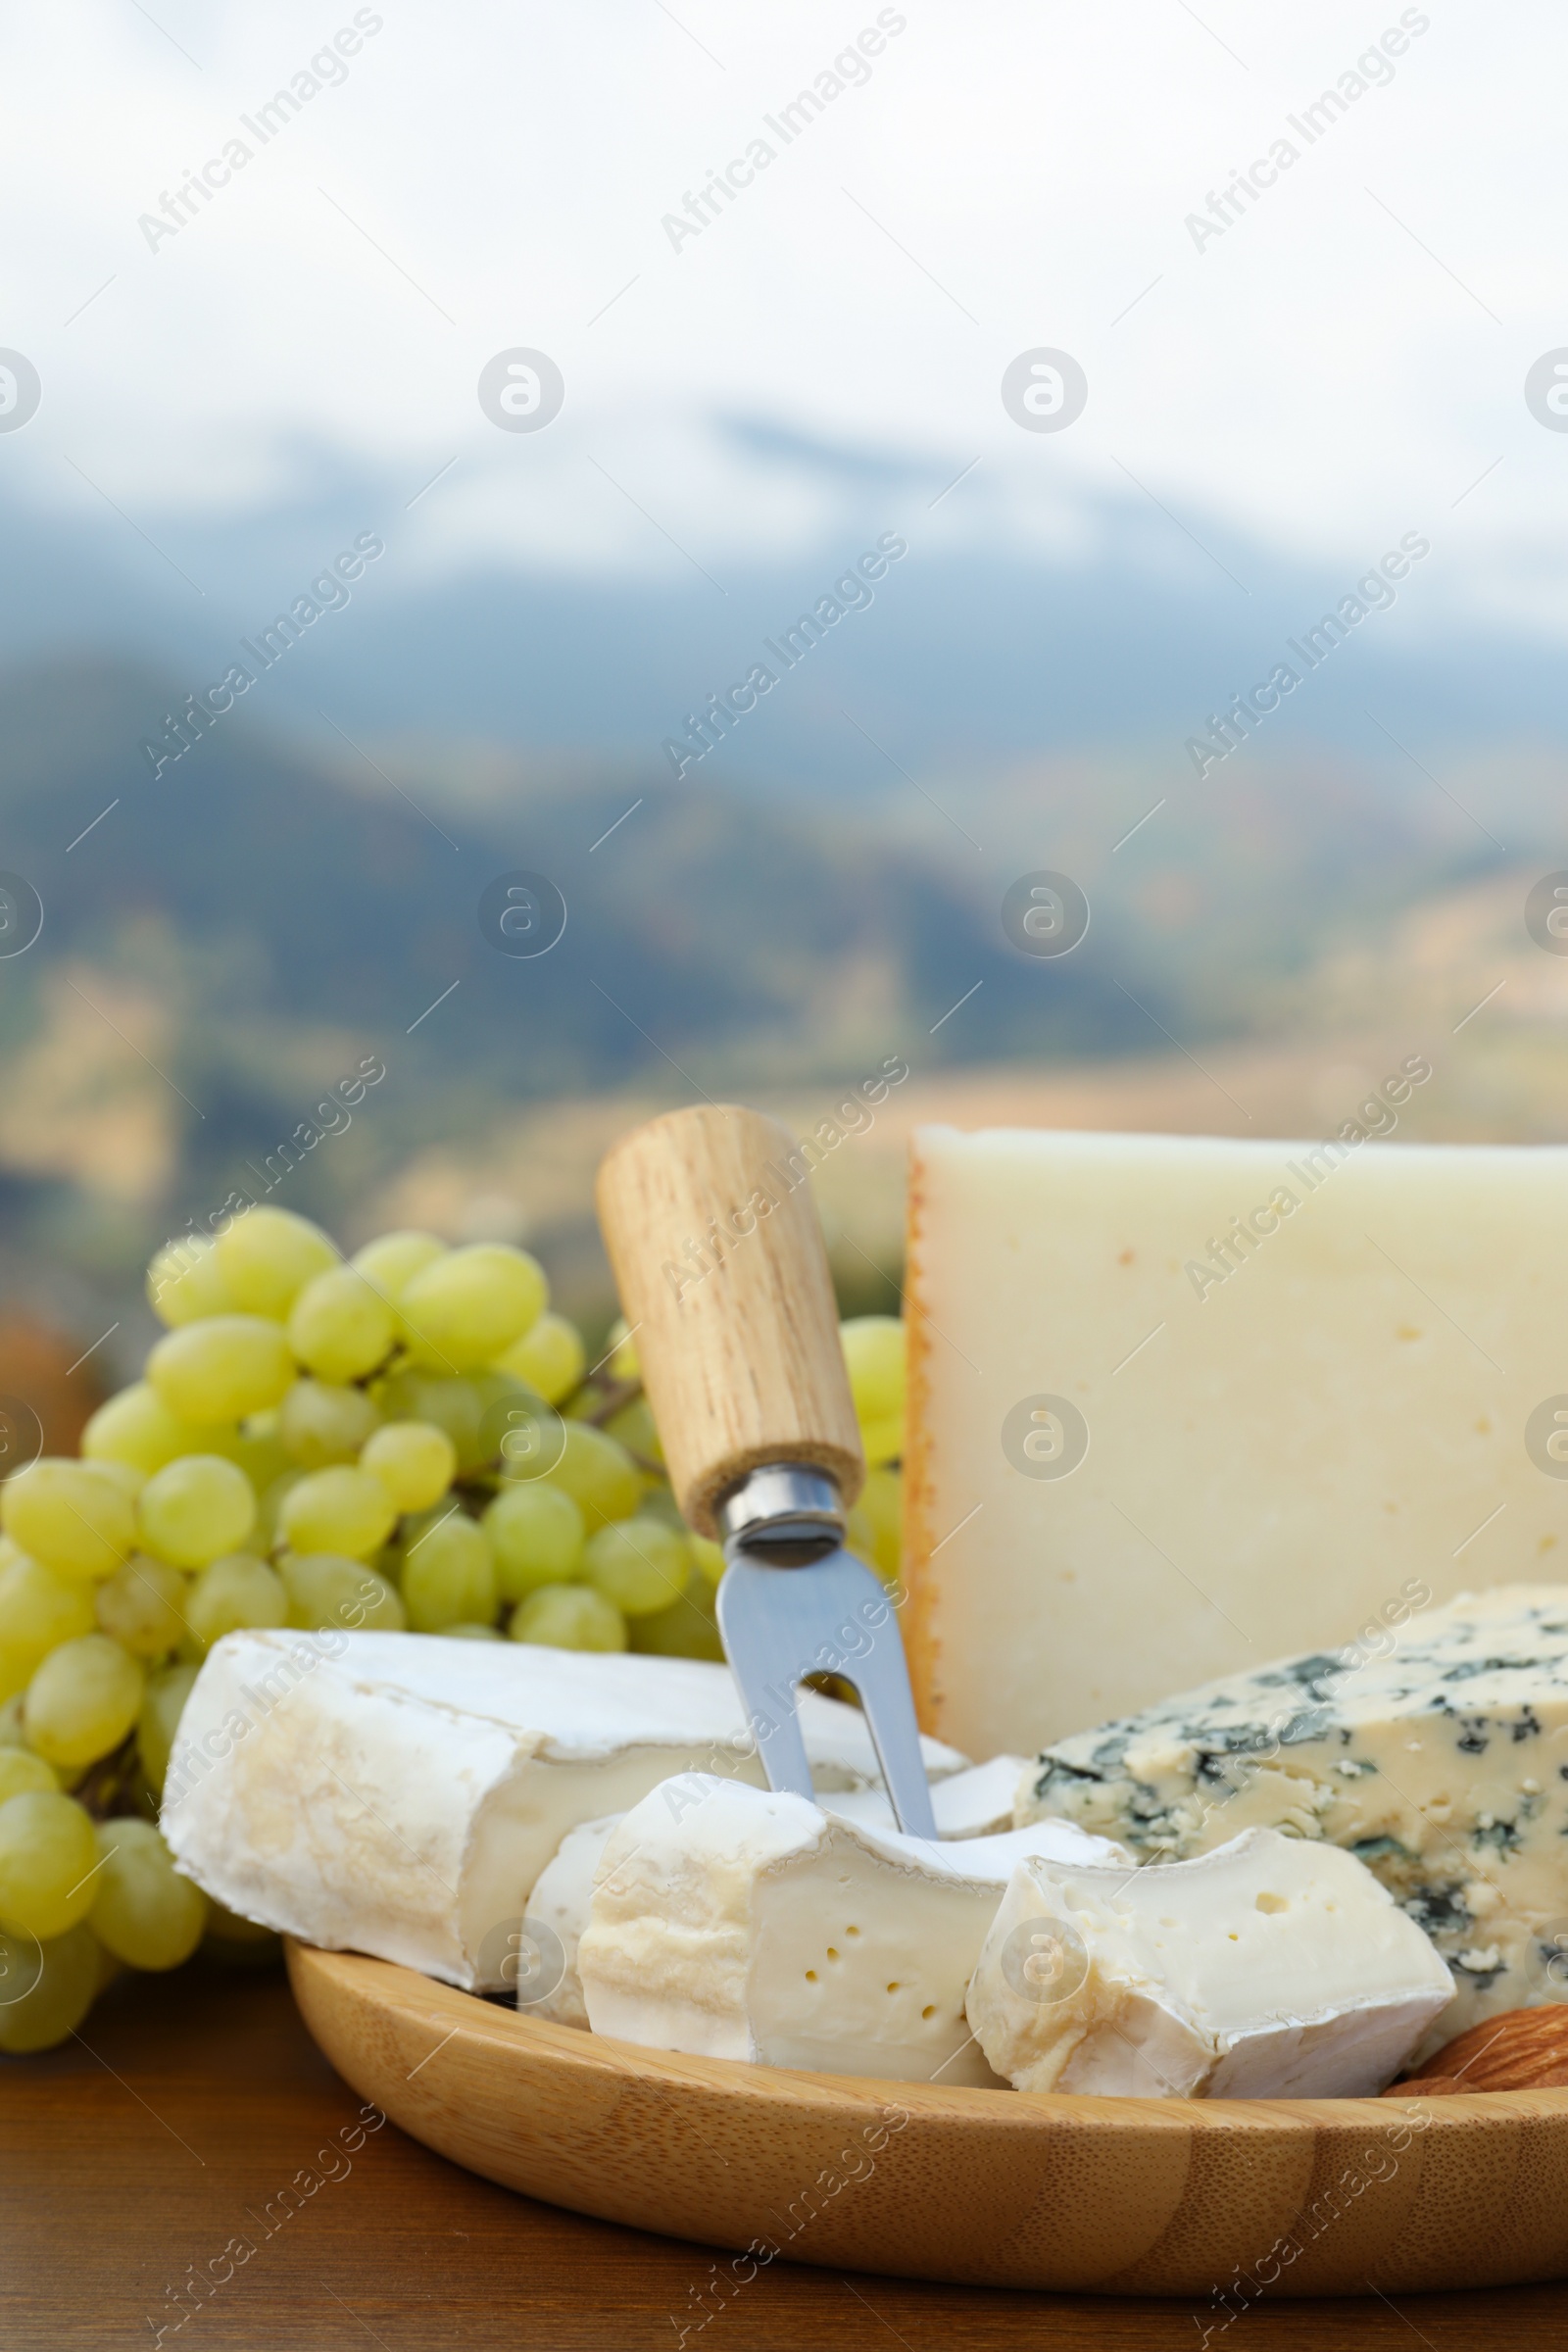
2 1957 1563 2350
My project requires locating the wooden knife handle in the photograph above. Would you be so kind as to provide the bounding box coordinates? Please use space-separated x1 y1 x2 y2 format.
595 1105 864 1538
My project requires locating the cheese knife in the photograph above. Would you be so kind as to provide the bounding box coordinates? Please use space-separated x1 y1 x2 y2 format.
596 1104 937 1838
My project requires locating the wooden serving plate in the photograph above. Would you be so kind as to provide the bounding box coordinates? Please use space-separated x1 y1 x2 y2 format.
288 1940 1568 2297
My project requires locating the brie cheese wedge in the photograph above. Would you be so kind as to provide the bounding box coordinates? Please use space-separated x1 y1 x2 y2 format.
575 1774 1129 2085
160 1630 966 1988
966 1827 1454 2098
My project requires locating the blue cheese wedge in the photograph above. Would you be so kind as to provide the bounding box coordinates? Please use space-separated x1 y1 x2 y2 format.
1020 1584 1568 2054
966 1829 1454 2096
161 1631 965 1989
575 1775 1129 2085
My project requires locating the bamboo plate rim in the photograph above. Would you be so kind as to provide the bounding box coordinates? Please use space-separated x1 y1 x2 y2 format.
286 1939 1568 2131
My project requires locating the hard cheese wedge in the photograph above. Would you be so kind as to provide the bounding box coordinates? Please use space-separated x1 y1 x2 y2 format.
575 1774 1129 2085
1021 1585 1568 2055
966 1829 1453 2097
161 1631 965 1988
905 1126 1568 1756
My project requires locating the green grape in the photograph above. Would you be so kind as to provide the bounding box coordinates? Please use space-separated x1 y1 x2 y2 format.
0 1553 96 1673
482 1483 584 1602
88 1818 208 1969
212 1412 294 1493
492 1311 586 1405
24 1636 145 1771
81 1383 214 1475
280 1552 405 1635
216 1204 339 1318
186 1554 289 1652
137 1663 199 1795
509 1584 626 1651
0 1789 100 1937
400 1508 496 1632
351 1229 446 1300
840 1316 905 1426
358 1420 456 1512
146 1234 237 1327
629 1566 726 1662
371 1370 488 1473
581 1517 690 1618
603 1395 662 1467
0 1460 137 1583
689 1533 726 1589
256 1469 306 1550
279 1378 381 1467
147 1316 296 1425
858 1413 903 1471
0 1749 57 1802
94 1557 190 1657
398 1243 548 1371
0 1922 98 2053
278 1468 396 1560
604 1316 639 1378
137 1454 257 1569
443 1622 503 1641
287 1266 396 1384
848 1464 902 1580
535 1423 640 1531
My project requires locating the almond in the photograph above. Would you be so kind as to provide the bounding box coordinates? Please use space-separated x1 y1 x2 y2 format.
1382 2005 1568 2094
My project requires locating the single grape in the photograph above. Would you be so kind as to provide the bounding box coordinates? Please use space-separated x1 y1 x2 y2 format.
482 1483 584 1602
689 1534 726 1589
0 1922 98 2053
400 1509 496 1632
280 1553 405 1635
509 1585 626 1651
442 1622 503 1642
279 1378 381 1467
371 1370 489 1473
840 1316 905 1426
581 1516 691 1618
351 1229 446 1300
0 1553 96 1673
278 1468 396 1561
0 1789 100 1938
849 1464 902 1579
216 1204 339 1317
24 1636 145 1771
88 1818 208 1969
137 1454 257 1569
857 1413 904 1470
0 1460 136 1584
0 1749 57 1802
629 1566 725 1662
359 1421 456 1513
492 1311 586 1405
185 1554 289 1652
81 1383 213 1475
137 1663 199 1795
147 1316 295 1425
534 1423 640 1531
287 1266 396 1384
398 1243 548 1371
145 1234 237 1327
94 1557 190 1657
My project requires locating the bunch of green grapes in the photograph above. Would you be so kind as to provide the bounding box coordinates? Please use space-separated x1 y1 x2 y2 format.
0 1203 906 2049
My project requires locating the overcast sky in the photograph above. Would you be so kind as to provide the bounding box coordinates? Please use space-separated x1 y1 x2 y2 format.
4 0 1566 646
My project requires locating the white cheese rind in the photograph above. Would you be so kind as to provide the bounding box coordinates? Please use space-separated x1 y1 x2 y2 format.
161 1630 966 1988
525 1814 619 2028
1021 1584 1568 2055
822 1755 1030 1839
905 1126 1568 1757
576 1774 1128 2084
966 1830 1454 2097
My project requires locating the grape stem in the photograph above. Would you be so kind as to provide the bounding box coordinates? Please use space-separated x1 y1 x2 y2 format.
72 1735 144 1823
577 1374 643 1427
